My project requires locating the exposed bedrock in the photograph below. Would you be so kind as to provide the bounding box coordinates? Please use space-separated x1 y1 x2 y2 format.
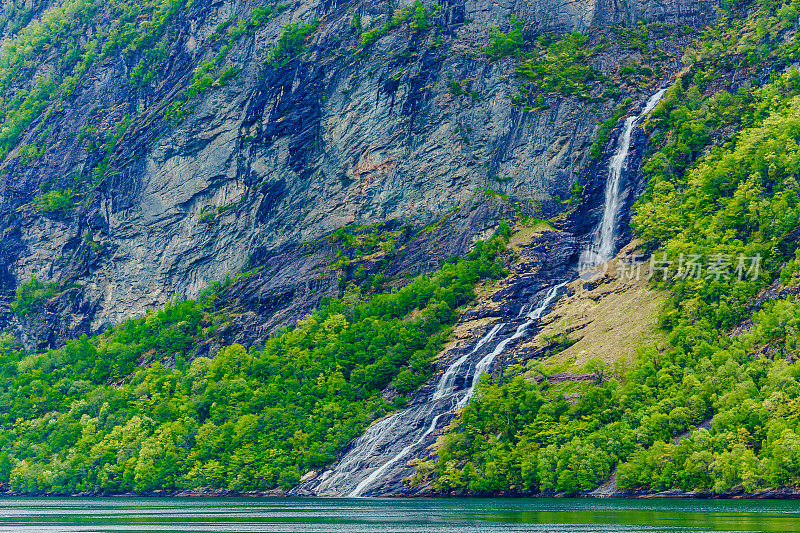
0 0 713 349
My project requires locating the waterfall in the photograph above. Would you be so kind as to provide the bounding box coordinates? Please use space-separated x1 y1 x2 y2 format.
297 89 666 498
454 281 568 411
346 284 570 496
306 319 510 497
343 324 504 497
432 323 503 401
580 88 666 270
300 280 570 497
348 413 446 497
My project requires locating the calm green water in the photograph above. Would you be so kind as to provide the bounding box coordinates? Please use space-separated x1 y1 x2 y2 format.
0 497 798 532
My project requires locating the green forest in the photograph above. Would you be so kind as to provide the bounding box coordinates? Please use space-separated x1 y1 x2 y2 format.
0 234 507 492
3 0 800 499
420 0 800 494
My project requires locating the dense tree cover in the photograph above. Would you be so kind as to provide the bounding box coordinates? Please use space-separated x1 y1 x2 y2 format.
617 305 800 492
634 73 800 330
0 234 508 493
422 0 800 494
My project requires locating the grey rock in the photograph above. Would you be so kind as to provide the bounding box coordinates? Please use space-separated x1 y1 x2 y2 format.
0 0 716 351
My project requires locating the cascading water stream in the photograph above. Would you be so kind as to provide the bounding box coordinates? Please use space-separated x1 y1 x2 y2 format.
454 281 568 411
299 89 666 498
348 412 446 498
343 281 569 497
432 323 504 401
581 88 667 269
347 281 569 497
307 321 507 497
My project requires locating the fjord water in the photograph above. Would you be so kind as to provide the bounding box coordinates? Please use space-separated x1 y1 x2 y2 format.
0 497 799 532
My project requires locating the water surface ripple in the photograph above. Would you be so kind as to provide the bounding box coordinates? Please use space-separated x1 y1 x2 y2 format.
0 497 799 532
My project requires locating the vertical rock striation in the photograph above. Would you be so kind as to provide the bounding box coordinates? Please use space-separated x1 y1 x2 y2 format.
0 0 717 349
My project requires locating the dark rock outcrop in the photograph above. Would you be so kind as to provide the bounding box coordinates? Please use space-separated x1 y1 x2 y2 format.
0 0 717 350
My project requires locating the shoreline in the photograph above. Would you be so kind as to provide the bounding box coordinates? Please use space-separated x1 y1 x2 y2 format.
0 488 799 500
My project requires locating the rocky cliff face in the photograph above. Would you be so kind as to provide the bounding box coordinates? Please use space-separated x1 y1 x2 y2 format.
0 0 716 350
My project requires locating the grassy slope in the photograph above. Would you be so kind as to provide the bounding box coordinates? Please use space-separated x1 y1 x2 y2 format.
528 256 667 371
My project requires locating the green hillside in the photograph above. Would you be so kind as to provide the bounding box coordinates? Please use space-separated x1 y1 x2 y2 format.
0 236 506 493
423 0 800 494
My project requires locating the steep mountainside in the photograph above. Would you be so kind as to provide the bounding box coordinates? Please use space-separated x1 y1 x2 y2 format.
7 0 800 500
0 0 714 350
